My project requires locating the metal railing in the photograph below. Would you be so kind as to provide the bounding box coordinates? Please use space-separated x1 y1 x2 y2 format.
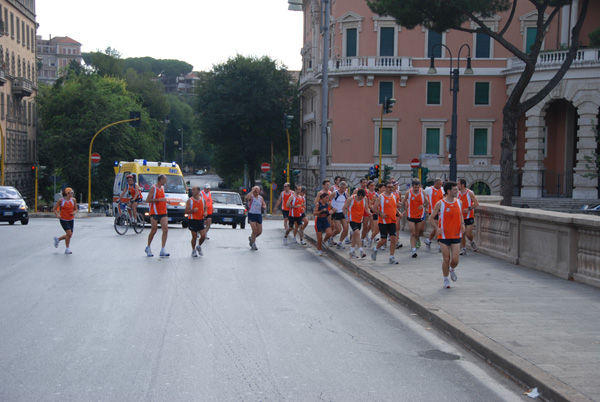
542 169 573 198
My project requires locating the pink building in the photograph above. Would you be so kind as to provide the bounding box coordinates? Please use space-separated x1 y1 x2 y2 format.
293 0 600 201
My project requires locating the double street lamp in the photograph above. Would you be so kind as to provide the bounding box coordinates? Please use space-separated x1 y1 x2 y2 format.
428 44 473 182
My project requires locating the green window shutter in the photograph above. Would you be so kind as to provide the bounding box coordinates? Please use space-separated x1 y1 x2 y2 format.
428 31 442 58
476 33 491 58
346 28 357 57
381 128 393 155
380 27 394 56
475 82 490 105
426 128 440 154
526 27 537 54
427 82 441 105
379 81 393 104
474 128 488 155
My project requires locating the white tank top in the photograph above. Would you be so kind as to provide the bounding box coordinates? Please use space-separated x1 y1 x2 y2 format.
248 195 262 214
330 189 347 211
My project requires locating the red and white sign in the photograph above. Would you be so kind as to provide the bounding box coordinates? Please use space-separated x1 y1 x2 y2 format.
91 153 101 163
261 162 271 172
410 158 420 168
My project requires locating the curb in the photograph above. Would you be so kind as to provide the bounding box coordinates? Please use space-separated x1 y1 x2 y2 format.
303 231 593 402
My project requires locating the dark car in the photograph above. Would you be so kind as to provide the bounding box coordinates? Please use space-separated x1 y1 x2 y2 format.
0 186 29 225
210 190 247 229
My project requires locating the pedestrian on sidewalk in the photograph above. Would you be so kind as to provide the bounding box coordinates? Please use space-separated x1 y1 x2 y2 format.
313 192 333 256
429 181 465 289
343 188 370 258
53 187 77 254
145 174 170 257
371 181 402 265
246 186 267 250
185 186 207 257
424 178 445 252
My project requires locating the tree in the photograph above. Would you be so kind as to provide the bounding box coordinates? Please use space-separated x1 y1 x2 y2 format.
37 73 161 201
367 0 589 205
82 47 125 78
195 55 298 186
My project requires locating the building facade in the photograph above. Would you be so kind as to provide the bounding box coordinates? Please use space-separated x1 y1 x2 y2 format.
36 35 82 85
294 0 600 201
0 0 37 200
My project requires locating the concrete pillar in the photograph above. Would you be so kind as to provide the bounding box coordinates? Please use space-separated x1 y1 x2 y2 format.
521 113 546 198
572 102 599 199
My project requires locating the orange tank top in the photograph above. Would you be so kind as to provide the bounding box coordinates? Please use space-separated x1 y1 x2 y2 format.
438 199 463 240
428 187 444 214
150 185 167 215
347 195 366 223
407 188 426 220
459 190 474 219
188 197 205 220
201 191 213 215
59 198 76 221
288 195 303 217
281 191 293 211
379 194 397 224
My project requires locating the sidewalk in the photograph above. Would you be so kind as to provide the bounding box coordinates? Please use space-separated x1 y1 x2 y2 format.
303 226 600 402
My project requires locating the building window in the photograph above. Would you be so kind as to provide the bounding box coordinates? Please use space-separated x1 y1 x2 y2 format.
427 30 443 58
379 81 393 105
473 128 488 155
427 81 441 105
425 128 441 155
379 27 395 56
475 32 491 58
16 16 19 43
10 12 13 38
374 119 398 158
346 28 357 57
381 127 393 154
526 27 537 53
1 93 4 120
474 82 490 105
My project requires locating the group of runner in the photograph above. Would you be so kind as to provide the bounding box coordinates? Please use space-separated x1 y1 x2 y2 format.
274 175 479 288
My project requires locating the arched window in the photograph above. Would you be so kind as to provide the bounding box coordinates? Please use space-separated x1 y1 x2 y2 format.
470 181 491 195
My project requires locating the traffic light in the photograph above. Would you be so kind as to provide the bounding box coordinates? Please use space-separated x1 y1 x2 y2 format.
373 164 380 179
265 171 272 181
411 168 419 178
383 165 392 181
284 113 294 129
129 111 141 127
420 167 429 184
383 97 396 114
291 169 300 184
30 165 36 178
368 166 375 180
281 169 287 180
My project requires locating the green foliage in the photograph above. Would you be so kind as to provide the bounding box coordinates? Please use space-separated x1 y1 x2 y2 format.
123 57 193 77
163 94 198 165
37 74 161 201
82 47 125 78
195 55 299 186
589 27 600 47
123 68 170 119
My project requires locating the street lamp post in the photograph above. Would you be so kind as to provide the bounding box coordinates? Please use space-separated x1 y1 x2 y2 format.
319 0 330 184
178 128 184 168
163 116 170 161
428 44 473 182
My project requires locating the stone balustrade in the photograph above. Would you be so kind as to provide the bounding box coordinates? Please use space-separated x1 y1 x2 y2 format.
474 204 600 288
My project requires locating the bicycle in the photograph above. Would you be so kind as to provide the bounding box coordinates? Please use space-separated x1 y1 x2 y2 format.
114 202 145 235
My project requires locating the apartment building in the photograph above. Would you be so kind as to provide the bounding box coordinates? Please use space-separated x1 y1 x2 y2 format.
293 0 600 200
36 34 82 85
0 0 37 199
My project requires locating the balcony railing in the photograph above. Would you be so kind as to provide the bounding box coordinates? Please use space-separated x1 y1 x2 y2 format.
507 48 600 73
12 77 34 99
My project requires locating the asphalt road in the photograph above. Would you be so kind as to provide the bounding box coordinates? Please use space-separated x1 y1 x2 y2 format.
0 218 526 401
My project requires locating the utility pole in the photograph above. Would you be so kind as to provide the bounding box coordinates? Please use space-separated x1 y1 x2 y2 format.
319 0 330 184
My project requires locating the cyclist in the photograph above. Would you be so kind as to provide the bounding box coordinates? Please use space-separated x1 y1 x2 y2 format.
120 175 143 221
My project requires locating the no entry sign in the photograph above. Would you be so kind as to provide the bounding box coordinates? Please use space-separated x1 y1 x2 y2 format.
261 163 271 172
91 153 101 163
410 158 420 168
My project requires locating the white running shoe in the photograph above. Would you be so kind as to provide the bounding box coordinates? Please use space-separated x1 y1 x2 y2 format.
411 248 417 258
251 244 258 251
459 248 467 256
443 278 451 289
349 250 356 259
64 248 72 255
450 269 457 282
191 250 198 257
283 236 288 245
54 237 59 248
159 250 170 257
317 250 323 256
471 241 478 252
425 239 432 250
300 239 307 246
336 243 345 249
389 257 398 265
371 248 378 261
292 237 298 244
196 245 203 256
145 246 154 257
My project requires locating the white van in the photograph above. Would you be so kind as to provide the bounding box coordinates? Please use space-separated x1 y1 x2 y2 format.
113 160 189 227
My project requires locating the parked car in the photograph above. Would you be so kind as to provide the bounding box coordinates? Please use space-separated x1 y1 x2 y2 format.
195 170 205 175
210 190 247 229
0 186 29 225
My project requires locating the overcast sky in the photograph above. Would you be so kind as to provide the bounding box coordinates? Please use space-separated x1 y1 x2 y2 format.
36 0 304 72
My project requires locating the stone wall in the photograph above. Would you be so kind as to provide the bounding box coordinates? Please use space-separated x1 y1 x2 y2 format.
474 205 600 288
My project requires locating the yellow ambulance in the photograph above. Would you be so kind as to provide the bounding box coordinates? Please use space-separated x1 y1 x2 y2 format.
113 160 189 227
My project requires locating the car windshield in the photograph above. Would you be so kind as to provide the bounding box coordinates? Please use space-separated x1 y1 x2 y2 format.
0 188 22 199
138 174 187 194
212 192 242 205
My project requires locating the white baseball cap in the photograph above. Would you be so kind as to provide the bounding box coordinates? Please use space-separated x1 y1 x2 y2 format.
204 184 211 188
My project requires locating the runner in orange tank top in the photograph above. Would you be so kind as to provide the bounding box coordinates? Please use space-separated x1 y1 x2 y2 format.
285 185 305 244
458 178 480 255
429 181 466 289
145 174 169 257
343 189 370 259
403 179 429 258
53 187 77 254
185 186 207 257
275 183 294 232
201 184 214 239
424 178 445 251
371 181 401 264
